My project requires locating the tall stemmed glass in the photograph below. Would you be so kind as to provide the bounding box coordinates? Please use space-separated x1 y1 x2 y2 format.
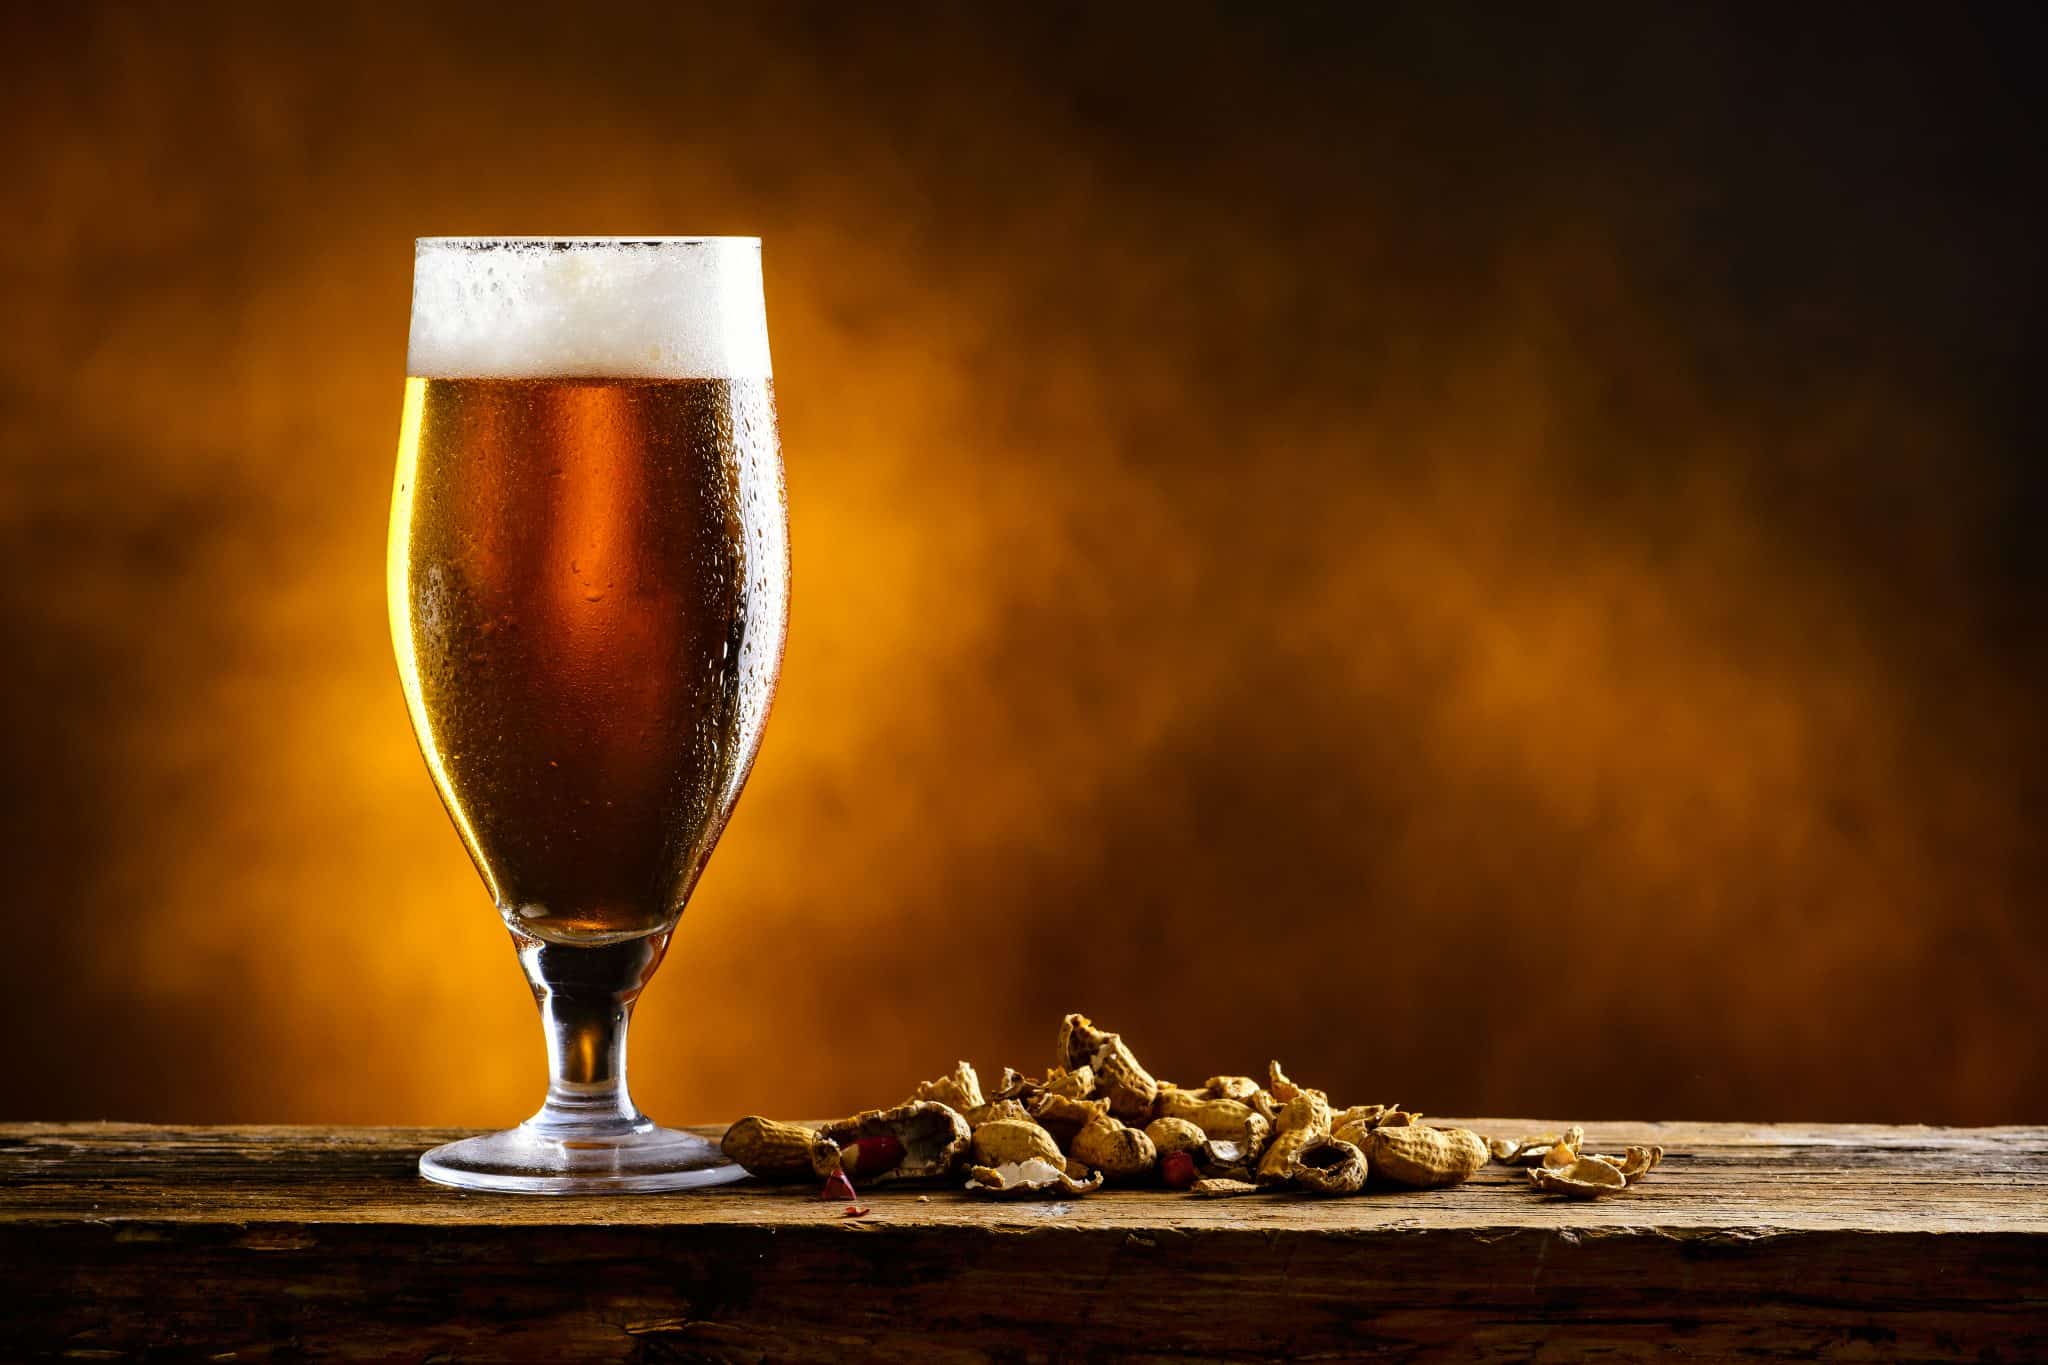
388 238 788 1192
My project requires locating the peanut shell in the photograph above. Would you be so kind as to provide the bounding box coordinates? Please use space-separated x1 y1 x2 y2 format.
718 1116 838 1181
1203 1075 1263 1104
1531 1157 1626 1199
972 1118 1064 1170
1267 1059 1326 1105
965 1099 1034 1129
1143 1116 1209 1157
1029 1092 1108 1147
818 1100 971 1184
1155 1093 1271 1156
1541 1126 1587 1171
1041 1066 1095 1100
1366 1125 1489 1189
965 1157 1104 1198
1256 1093 1332 1183
1617 1144 1663 1182
1092 1038 1160 1123
1070 1112 1157 1181
911 1060 985 1115
1291 1135 1369 1195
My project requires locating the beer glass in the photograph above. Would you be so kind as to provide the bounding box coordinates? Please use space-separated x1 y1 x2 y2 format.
388 238 788 1192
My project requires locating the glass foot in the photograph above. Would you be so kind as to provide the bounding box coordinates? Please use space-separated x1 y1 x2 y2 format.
419 1121 746 1194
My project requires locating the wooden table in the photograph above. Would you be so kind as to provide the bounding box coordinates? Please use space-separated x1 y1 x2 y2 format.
2 1121 2042 1360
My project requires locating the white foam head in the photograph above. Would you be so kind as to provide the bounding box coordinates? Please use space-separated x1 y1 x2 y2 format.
407 237 772 380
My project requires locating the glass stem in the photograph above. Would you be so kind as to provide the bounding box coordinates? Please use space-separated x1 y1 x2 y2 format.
514 929 673 1135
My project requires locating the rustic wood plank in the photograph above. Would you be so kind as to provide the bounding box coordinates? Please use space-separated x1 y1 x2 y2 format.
3 1121 2043 1360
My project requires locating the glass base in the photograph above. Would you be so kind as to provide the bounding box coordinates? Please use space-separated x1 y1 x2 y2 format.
419 1121 746 1195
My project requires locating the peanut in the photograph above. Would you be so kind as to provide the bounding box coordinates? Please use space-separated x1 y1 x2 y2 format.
972 1118 1064 1170
1070 1111 1158 1181
727 1017 1668 1210
718 1116 838 1181
1143 1116 1209 1157
1365 1125 1489 1189
1155 1091 1272 1157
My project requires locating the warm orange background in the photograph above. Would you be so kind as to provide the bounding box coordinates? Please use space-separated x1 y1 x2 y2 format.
3 5 2042 1126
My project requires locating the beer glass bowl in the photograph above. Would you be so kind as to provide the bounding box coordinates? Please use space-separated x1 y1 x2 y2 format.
388 238 788 1192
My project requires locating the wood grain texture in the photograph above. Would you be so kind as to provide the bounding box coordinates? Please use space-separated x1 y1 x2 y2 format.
3 1121 2043 1360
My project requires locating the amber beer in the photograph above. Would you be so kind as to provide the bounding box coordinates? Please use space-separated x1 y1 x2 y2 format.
390 245 787 946
394 237 787 1193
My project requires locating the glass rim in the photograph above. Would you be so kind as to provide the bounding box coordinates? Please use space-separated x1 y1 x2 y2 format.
416 236 760 248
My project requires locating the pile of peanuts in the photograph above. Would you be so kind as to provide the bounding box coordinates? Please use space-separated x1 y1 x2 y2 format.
721 1013 1662 1201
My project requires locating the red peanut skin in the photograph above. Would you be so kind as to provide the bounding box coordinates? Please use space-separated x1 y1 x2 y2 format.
839 1135 906 1178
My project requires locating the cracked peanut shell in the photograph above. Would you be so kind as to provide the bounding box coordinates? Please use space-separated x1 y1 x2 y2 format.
1030 1092 1108 1147
1531 1156 1627 1198
1256 1093 1333 1183
965 1157 1104 1198
965 1098 1034 1129
1055 1014 1158 1122
1040 1066 1095 1100
911 1060 985 1115
1203 1075 1263 1104
1267 1060 1326 1105
818 1100 970 1184
1291 1135 1369 1195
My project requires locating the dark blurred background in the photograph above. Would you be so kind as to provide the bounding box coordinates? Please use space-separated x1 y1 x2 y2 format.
2 3 2042 1126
